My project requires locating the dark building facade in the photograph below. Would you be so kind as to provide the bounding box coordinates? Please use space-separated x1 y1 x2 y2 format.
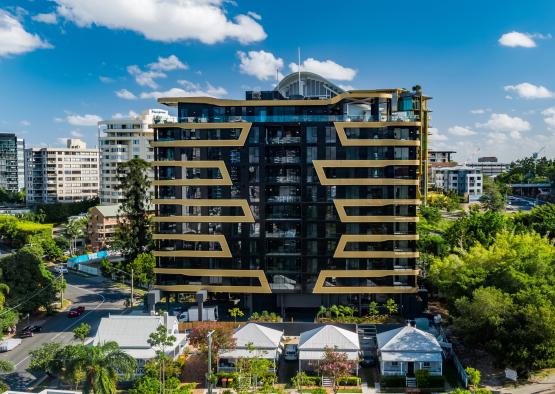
152 72 430 315
0 133 25 193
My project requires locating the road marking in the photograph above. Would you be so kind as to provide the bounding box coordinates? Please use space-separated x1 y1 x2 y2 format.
13 283 106 368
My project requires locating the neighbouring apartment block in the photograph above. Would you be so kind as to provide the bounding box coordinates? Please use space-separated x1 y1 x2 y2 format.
467 156 508 178
25 139 99 203
150 71 430 315
434 166 482 197
0 133 25 193
88 204 120 250
98 109 176 205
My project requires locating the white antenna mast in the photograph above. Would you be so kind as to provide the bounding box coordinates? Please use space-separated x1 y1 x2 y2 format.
297 47 302 96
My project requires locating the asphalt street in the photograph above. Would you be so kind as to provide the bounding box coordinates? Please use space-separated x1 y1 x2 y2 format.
0 272 131 390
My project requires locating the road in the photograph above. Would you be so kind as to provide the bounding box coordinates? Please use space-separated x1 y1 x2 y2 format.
0 272 130 390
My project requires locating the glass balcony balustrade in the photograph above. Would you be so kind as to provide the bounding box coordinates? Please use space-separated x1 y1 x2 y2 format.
174 112 420 124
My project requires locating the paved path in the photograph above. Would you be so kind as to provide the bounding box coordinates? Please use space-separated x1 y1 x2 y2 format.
0 272 129 390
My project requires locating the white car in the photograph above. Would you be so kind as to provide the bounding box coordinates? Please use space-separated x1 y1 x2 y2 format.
53 265 68 274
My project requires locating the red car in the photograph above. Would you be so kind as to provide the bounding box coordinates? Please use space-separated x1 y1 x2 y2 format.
68 306 85 317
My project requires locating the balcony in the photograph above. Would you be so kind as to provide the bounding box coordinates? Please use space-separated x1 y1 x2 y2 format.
177 113 420 124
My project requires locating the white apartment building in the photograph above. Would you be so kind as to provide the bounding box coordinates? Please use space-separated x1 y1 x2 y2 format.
25 139 100 204
434 166 483 197
98 109 176 204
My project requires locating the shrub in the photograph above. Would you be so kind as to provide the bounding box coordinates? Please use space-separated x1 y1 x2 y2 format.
380 375 406 388
308 388 326 394
337 377 360 386
427 376 445 388
415 369 429 387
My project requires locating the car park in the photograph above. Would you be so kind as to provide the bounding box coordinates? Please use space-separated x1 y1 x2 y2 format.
68 306 85 317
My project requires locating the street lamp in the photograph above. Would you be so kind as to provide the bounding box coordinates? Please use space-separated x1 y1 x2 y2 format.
111 266 134 308
207 330 215 394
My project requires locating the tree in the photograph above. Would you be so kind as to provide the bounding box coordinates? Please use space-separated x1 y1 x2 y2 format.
65 216 88 256
235 343 276 392
318 347 356 394
73 323 91 343
29 342 65 376
0 246 65 313
291 371 309 393
130 375 194 394
188 322 236 367
113 158 152 261
444 208 510 250
0 359 13 393
129 252 156 288
420 206 441 223
72 341 137 394
465 367 481 390
228 307 244 323
513 203 555 240
368 301 379 316
480 176 506 212
147 324 176 391
429 231 555 373
385 299 398 315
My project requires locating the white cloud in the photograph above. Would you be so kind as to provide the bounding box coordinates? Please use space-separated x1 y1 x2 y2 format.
57 137 68 145
99 75 114 83
115 88 137 100
289 58 357 81
499 31 536 47
541 107 555 128
32 12 58 24
470 108 490 114
448 126 477 136
54 0 266 44
140 82 227 99
247 11 261 21
127 65 166 89
70 129 83 137
148 54 187 71
428 127 448 142
498 31 551 48
339 84 355 91
504 82 553 99
505 95 513 100
20 120 31 126
477 113 531 133
0 10 52 57
237 50 283 81
65 114 102 126
112 110 139 119
53 117 64 123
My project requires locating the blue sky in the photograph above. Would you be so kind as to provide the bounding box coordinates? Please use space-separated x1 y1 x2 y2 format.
1 0 555 162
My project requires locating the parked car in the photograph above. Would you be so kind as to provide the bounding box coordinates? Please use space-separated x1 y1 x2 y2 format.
283 344 299 361
19 325 42 338
53 265 68 274
68 306 85 317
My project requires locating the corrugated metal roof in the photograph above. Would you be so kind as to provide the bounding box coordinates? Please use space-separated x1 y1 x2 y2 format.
93 315 178 348
298 325 360 351
377 325 442 353
91 204 120 218
233 323 283 349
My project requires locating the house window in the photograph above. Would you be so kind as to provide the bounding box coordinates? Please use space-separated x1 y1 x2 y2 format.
423 362 431 368
391 362 399 366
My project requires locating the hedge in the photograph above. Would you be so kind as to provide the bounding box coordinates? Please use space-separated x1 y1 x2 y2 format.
337 377 361 386
380 375 406 388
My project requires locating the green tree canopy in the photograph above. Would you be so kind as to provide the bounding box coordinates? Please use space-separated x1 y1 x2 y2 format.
0 245 65 313
113 158 152 261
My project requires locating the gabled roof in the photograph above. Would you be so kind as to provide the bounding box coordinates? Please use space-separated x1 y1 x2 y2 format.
377 325 442 353
299 325 360 351
93 315 177 348
234 323 283 349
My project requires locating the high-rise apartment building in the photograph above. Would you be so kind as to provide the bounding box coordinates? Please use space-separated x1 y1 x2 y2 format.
151 72 430 315
98 109 176 204
0 133 25 193
25 139 99 203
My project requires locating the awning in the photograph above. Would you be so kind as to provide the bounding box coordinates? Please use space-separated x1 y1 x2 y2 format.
299 350 359 361
381 352 442 362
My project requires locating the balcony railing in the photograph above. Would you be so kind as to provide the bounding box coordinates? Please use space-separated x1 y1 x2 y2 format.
177 112 420 124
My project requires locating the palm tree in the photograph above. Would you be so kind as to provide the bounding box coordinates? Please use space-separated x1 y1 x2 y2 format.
0 360 13 373
72 341 136 394
65 216 87 255
0 283 9 307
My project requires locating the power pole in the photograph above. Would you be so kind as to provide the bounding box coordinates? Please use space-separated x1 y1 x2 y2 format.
130 268 134 308
60 270 64 309
207 330 215 394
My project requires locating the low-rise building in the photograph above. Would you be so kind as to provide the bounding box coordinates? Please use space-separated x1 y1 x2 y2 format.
93 313 187 375
434 166 482 198
298 325 360 375
428 150 456 164
88 204 120 250
376 325 443 377
25 139 99 204
218 323 284 372
467 157 508 178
